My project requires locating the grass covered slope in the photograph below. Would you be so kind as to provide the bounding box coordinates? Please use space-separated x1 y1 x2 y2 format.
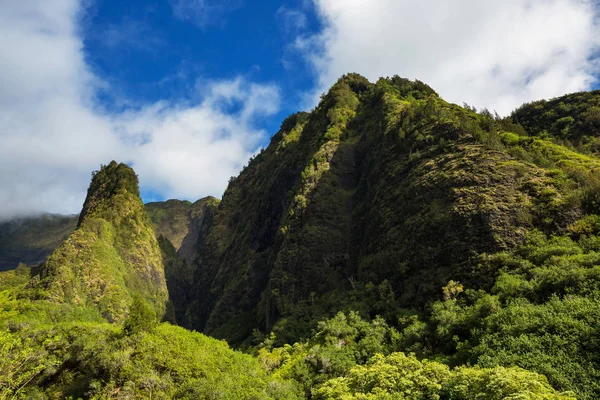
29 161 168 322
0 214 77 271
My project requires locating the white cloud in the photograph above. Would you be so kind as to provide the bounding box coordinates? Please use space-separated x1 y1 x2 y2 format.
298 0 600 114
0 0 279 219
115 79 279 199
276 6 308 34
169 0 241 28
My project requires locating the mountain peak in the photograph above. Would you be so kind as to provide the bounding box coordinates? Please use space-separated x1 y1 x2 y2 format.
33 162 168 322
78 161 140 226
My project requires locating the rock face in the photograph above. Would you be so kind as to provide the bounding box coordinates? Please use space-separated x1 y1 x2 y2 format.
146 197 219 324
33 161 168 322
186 74 597 345
146 197 219 263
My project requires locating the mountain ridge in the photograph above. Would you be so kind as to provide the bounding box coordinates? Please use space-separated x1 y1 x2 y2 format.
1 74 600 398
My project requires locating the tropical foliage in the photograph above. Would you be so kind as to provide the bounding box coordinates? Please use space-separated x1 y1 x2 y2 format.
3 76 600 398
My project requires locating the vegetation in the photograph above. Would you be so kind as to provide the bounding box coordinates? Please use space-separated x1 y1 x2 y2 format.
27 161 168 322
3 75 600 398
186 74 600 399
0 163 298 399
513 90 600 152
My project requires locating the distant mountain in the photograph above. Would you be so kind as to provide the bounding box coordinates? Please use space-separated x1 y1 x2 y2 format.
0 197 218 269
0 214 78 271
146 197 219 323
146 197 219 263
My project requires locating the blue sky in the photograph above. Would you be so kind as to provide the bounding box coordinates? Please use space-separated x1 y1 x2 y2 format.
85 0 319 142
1 0 600 218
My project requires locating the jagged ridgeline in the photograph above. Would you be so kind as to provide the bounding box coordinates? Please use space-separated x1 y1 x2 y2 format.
189 74 600 347
30 161 168 321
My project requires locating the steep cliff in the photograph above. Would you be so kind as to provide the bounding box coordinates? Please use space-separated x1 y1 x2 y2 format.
189 74 598 346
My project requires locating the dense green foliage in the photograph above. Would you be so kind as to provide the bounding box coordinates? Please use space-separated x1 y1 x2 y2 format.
257 311 574 399
28 161 168 322
4 75 600 398
513 90 600 152
0 310 298 399
0 214 77 271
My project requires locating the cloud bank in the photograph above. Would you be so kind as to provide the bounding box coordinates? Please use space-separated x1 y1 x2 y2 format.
2 0 600 219
298 0 600 114
0 0 278 219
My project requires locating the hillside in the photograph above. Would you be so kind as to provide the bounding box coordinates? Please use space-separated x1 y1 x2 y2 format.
0 197 217 273
186 75 600 398
0 214 77 271
27 161 169 321
189 75 587 343
1 75 600 399
512 90 600 152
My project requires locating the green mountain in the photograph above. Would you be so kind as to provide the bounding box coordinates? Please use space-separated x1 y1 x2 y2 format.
29 161 169 321
2 75 600 399
185 75 600 397
0 214 78 271
188 75 590 343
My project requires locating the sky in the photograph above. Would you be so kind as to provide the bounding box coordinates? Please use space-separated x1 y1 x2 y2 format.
1 0 600 219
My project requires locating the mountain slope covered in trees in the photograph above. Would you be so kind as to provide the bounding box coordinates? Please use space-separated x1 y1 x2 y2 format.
187 74 600 398
28 161 169 321
1 75 600 399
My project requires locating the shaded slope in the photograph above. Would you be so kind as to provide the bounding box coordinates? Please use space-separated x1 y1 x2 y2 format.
146 196 219 263
29 161 168 321
146 197 219 324
0 214 77 271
